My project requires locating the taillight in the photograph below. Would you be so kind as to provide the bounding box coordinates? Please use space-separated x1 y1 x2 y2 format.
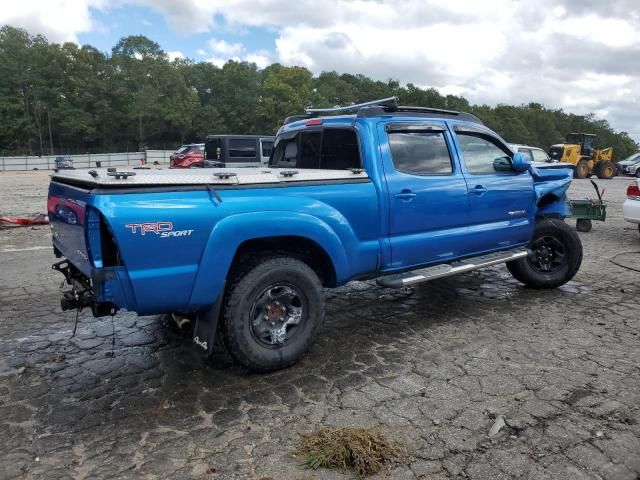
627 183 640 200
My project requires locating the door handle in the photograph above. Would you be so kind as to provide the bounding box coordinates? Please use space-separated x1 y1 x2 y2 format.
394 189 417 201
470 185 488 195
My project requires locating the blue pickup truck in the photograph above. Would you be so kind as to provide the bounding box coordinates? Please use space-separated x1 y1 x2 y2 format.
48 97 582 372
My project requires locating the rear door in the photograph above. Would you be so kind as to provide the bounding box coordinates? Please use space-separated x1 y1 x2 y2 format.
225 137 260 167
453 125 535 254
260 138 274 166
378 121 470 270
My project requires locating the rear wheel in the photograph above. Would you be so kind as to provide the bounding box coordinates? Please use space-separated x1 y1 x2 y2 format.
507 218 583 289
596 160 615 179
573 159 589 179
635 169 640 178
221 256 325 372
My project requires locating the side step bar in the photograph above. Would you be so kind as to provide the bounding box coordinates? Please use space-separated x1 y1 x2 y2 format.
376 248 529 289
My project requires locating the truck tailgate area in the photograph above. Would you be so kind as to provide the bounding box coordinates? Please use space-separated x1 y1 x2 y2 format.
48 181 92 276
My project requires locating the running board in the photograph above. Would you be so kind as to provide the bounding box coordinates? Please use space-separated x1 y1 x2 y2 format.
376 248 529 289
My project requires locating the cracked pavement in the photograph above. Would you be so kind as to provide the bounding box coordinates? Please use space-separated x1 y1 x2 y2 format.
0 171 639 479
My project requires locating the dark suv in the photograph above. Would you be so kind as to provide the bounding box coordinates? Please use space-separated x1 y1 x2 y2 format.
204 135 274 168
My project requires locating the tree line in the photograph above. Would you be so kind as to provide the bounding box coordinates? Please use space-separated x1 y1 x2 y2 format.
1 25 637 159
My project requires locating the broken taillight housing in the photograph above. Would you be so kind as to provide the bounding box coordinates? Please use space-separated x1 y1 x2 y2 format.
627 183 640 201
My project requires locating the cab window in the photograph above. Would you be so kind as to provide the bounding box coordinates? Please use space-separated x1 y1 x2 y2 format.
458 133 513 174
388 131 453 175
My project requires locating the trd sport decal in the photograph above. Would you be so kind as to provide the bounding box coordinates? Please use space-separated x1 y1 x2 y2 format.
125 222 193 238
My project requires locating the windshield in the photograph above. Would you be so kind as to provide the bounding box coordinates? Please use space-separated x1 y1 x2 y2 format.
175 146 190 154
621 153 640 164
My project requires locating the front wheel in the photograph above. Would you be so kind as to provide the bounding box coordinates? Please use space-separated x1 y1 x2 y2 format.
596 160 615 179
507 218 583 289
573 159 589 179
221 256 325 372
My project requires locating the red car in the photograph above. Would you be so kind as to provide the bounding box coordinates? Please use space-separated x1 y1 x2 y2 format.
170 144 205 168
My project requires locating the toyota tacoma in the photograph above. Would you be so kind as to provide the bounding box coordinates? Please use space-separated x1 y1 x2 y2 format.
48 97 582 372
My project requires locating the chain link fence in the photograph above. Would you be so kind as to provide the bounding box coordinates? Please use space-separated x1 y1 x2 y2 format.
0 150 174 171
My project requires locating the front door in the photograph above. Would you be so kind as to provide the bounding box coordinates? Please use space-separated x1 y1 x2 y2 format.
453 127 536 255
378 122 470 270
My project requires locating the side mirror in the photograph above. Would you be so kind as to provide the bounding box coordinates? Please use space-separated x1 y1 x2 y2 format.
493 156 513 172
511 152 531 172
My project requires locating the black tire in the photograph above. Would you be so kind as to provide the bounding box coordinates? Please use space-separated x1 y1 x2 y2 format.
596 160 615 179
635 169 640 178
507 218 583 289
221 256 324 372
575 218 592 232
573 159 589 179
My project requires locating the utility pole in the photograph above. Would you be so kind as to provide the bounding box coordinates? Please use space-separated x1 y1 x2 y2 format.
47 107 54 155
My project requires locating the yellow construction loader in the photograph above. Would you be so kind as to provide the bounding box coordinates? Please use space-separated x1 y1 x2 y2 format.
548 133 615 179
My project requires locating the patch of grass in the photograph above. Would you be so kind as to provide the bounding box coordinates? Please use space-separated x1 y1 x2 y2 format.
293 426 403 478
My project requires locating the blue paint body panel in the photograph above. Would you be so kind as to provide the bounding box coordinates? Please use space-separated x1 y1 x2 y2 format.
48 113 573 316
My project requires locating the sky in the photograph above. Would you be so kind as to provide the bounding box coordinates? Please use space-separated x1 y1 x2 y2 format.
1 0 639 142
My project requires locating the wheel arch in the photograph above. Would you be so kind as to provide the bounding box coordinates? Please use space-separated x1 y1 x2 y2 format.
230 235 338 287
188 212 349 309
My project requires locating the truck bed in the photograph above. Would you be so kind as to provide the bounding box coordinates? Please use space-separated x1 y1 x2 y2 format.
51 167 369 188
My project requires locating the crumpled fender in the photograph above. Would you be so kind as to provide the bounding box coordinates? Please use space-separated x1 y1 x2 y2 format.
528 162 573 218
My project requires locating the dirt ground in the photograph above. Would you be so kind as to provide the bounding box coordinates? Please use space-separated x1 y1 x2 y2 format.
0 171 639 479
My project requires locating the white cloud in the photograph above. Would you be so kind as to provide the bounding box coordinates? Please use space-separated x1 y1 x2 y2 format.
167 50 184 61
1 0 639 139
206 57 228 68
202 38 271 68
0 0 104 43
207 38 245 56
142 19 152 27
245 51 272 69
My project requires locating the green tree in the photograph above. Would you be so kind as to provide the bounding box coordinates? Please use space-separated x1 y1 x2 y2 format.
0 26 637 159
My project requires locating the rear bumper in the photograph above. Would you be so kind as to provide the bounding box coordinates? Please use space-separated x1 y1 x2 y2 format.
52 259 119 317
623 199 640 223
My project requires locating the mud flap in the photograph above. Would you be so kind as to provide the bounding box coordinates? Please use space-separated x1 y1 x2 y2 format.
192 286 225 356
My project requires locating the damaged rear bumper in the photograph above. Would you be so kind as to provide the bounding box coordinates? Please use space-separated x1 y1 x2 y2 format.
52 259 118 317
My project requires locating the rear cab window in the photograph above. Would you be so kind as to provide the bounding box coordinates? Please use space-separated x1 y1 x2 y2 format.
271 127 362 170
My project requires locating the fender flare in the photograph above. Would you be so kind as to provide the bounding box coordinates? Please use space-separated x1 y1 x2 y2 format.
188 211 351 309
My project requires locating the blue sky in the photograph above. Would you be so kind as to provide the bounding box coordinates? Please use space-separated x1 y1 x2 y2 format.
78 5 278 64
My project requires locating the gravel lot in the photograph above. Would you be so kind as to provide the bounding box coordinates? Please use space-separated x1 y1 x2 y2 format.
1 171 639 480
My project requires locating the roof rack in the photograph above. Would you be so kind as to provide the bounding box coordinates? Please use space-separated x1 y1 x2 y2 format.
304 96 398 115
283 97 483 125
